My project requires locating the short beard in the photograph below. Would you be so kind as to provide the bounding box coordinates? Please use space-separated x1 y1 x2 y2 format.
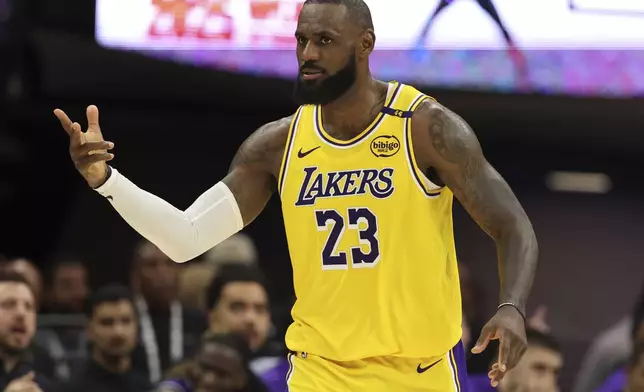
293 54 357 105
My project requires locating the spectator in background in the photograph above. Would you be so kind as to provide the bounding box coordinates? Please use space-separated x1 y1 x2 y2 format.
625 342 644 392
574 285 644 392
178 233 259 311
158 332 268 392
469 328 563 392
55 284 151 392
130 241 208 384
591 296 644 392
2 258 57 381
4 258 42 309
58 286 152 392
35 257 90 381
203 234 258 267
43 258 89 314
0 270 51 391
205 264 283 392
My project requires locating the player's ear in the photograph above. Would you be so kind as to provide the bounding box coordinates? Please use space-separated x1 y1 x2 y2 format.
359 29 375 57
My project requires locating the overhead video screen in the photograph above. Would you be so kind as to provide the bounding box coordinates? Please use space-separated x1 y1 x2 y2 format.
96 0 644 97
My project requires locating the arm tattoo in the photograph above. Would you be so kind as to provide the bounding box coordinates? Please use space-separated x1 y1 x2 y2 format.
229 117 292 184
223 117 291 226
427 105 509 237
418 101 538 311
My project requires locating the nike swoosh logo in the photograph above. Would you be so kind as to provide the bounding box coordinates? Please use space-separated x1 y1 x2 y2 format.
297 146 321 158
416 358 443 374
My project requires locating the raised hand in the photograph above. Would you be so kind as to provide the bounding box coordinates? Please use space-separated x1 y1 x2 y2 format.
54 105 115 188
471 305 527 387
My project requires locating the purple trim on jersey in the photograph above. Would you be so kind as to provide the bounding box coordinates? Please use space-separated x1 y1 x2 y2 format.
452 341 471 392
314 82 402 147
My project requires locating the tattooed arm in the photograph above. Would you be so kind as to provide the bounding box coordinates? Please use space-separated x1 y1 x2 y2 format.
411 100 537 312
223 116 293 225
90 116 291 262
411 100 537 381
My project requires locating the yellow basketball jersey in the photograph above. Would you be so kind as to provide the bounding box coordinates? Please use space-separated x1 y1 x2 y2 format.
278 82 462 361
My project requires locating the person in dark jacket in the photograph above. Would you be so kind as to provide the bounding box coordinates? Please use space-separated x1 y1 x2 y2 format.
55 284 152 392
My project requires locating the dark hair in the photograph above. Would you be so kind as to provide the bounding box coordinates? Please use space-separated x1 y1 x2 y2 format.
84 284 134 318
303 0 374 30
206 263 268 311
526 328 561 353
198 332 268 392
201 331 252 364
630 341 644 368
0 269 32 288
632 285 644 340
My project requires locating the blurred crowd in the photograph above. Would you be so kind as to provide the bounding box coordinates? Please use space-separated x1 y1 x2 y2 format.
0 234 642 392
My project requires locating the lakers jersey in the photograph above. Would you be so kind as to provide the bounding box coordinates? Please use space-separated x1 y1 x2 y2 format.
279 82 462 361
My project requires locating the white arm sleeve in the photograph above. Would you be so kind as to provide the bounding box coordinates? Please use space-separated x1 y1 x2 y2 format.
93 167 244 263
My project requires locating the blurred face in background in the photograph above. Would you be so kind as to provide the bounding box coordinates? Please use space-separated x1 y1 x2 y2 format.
51 262 89 313
628 353 644 392
87 300 138 359
293 4 360 105
498 345 563 392
0 282 36 356
132 242 178 307
193 342 247 392
209 282 270 351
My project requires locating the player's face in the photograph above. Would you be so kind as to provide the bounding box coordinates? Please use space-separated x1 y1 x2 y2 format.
87 300 138 358
293 4 360 105
499 346 562 392
208 282 270 351
194 342 247 392
0 282 36 355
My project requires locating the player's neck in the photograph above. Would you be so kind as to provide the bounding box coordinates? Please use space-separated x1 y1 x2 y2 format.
321 76 386 138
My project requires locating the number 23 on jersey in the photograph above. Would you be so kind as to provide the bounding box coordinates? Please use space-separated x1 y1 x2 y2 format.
315 207 380 270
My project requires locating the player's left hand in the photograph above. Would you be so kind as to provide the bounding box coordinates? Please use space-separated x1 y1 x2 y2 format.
470 305 527 387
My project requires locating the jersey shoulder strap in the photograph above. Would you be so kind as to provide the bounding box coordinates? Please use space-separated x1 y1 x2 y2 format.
380 83 436 118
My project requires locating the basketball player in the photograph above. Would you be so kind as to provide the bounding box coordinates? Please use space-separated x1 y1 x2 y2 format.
54 0 537 390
